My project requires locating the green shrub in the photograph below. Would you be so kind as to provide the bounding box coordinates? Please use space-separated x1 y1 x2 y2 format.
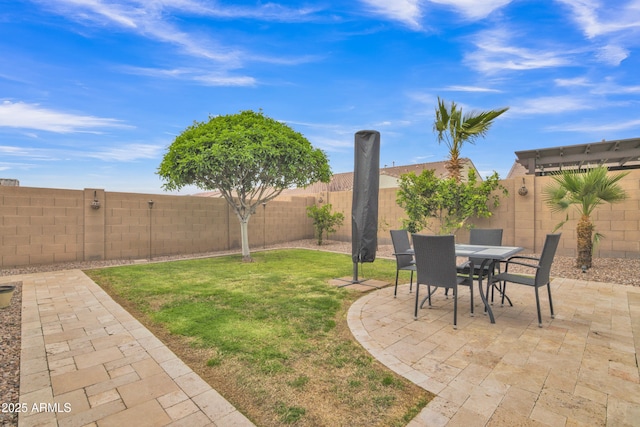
306 204 344 245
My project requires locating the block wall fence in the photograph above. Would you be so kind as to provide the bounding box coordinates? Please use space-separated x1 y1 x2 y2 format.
0 186 315 268
2 169 640 268
322 168 640 259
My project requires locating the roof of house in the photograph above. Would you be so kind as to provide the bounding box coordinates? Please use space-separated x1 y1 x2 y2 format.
279 158 477 196
192 158 478 198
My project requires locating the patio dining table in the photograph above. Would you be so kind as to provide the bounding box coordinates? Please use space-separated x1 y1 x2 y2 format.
453 243 524 323
398 243 524 323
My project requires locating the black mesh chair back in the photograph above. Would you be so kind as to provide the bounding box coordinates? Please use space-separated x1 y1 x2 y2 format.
468 228 503 268
491 233 561 327
390 230 413 269
390 230 416 297
413 234 457 289
413 234 473 329
535 233 561 286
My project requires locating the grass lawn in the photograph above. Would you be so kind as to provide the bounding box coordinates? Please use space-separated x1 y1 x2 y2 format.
85 249 432 426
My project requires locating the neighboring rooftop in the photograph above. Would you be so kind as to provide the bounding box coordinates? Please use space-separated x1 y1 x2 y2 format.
192 158 479 198
512 137 640 177
280 158 479 197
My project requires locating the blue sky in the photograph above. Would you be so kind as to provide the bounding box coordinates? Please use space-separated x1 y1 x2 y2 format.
2 0 640 194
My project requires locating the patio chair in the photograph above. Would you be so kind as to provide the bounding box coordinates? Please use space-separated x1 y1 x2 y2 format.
412 234 474 329
490 233 561 327
390 230 416 297
456 228 506 304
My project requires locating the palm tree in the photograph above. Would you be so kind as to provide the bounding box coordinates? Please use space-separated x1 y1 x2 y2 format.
542 166 628 269
433 97 509 181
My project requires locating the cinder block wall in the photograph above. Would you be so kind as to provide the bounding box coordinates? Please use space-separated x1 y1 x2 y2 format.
324 170 640 258
532 171 640 258
0 186 84 266
0 186 316 268
2 169 640 268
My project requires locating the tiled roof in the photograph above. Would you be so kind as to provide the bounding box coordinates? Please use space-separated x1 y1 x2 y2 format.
281 158 477 196
192 159 478 198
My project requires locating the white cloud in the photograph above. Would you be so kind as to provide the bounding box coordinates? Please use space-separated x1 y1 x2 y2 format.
593 83 640 95
121 66 257 86
128 0 322 22
88 143 166 161
556 0 640 38
0 145 63 161
428 0 512 20
33 0 322 67
465 28 572 73
301 134 352 153
0 101 130 133
596 44 630 65
0 145 31 155
553 77 640 95
410 155 435 163
0 141 163 163
359 0 513 29
554 77 592 87
359 0 424 30
555 0 640 65
443 85 502 93
547 118 640 133
510 96 596 115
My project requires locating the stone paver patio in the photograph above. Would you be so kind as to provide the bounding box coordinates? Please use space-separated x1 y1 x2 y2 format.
12 270 254 427
6 269 640 426
348 277 640 426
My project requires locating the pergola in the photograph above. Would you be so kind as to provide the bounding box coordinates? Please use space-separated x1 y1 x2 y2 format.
515 137 640 175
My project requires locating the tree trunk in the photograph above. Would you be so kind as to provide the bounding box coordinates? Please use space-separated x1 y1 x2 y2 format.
445 159 462 182
576 214 593 269
239 215 252 262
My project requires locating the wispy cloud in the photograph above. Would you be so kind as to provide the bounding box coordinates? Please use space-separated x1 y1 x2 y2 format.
410 154 435 163
359 0 424 30
428 0 512 20
0 101 130 133
0 141 163 162
556 0 640 38
596 44 630 66
359 0 513 29
553 77 640 95
547 118 640 133
510 96 596 115
171 1 324 22
121 66 257 86
556 0 640 65
442 85 502 93
87 143 166 161
465 28 572 73
554 77 592 87
34 0 324 68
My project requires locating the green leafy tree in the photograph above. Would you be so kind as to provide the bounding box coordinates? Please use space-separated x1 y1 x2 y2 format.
306 204 344 245
542 166 628 269
158 110 331 261
434 97 509 181
396 169 507 235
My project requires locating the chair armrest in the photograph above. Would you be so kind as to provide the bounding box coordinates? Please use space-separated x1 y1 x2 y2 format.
507 255 540 262
497 257 540 273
